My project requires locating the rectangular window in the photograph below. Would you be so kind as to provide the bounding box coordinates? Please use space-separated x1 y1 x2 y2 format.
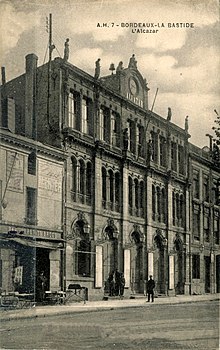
103 108 110 142
68 92 77 129
138 125 145 157
159 136 166 167
203 176 209 202
171 141 177 171
82 98 89 134
178 145 185 175
100 109 104 141
26 187 37 225
214 218 219 245
0 260 2 288
111 112 118 146
151 131 158 162
193 210 200 240
192 254 200 279
129 120 136 154
204 216 209 242
193 171 200 199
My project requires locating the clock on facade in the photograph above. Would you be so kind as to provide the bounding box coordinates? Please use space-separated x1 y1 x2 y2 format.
129 77 139 96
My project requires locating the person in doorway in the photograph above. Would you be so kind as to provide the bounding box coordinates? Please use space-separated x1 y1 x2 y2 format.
37 271 47 302
146 275 155 302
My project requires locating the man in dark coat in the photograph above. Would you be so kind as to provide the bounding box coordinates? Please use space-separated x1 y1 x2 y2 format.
146 275 155 302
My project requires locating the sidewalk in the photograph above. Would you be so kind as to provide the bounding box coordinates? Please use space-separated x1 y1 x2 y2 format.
0 293 219 322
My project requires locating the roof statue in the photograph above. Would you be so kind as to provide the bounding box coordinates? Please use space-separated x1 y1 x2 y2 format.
94 58 101 79
116 61 124 73
167 107 172 121
185 116 189 132
63 38 69 61
128 54 137 69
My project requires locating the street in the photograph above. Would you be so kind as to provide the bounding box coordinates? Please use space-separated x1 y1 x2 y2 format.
0 300 219 350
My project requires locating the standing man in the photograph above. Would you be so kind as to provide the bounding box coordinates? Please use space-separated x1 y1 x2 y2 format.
146 275 155 302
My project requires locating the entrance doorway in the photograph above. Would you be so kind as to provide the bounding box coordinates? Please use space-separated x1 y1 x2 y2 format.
204 256 211 293
130 231 143 293
216 255 220 293
36 248 50 301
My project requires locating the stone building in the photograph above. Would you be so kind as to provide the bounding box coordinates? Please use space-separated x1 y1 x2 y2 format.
0 110 64 299
0 51 219 300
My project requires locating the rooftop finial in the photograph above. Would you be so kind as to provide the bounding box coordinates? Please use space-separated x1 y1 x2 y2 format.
185 116 189 132
63 38 69 61
94 58 101 79
167 107 172 121
128 54 137 69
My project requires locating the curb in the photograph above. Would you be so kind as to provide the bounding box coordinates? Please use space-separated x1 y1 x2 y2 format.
0 295 219 322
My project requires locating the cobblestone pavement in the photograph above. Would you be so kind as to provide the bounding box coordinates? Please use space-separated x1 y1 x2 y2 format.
0 300 219 350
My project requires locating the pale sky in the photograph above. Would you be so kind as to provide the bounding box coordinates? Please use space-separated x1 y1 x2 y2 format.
0 0 219 148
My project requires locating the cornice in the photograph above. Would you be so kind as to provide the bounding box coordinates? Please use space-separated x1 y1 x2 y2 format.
0 130 65 161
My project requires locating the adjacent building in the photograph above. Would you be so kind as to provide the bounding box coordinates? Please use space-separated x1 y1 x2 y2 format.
0 51 219 300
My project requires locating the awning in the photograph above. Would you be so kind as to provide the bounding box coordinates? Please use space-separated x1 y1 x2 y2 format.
0 236 64 250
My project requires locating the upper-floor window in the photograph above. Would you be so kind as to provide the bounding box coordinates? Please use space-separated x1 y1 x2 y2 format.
28 151 36 175
111 112 120 147
100 107 110 142
193 171 200 199
100 109 104 141
82 97 93 135
26 187 37 225
128 120 136 153
68 92 80 129
159 136 166 167
178 145 185 175
214 216 219 245
171 141 177 172
137 125 145 157
203 176 209 202
193 209 200 241
204 216 209 242
150 131 158 163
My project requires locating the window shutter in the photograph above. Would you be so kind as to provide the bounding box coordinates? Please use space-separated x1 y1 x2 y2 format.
124 249 130 288
95 245 103 288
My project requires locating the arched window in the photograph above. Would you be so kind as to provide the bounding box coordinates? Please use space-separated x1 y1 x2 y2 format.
157 187 161 220
128 176 133 214
172 192 175 226
28 151 36 175
71 156 77 201
115 172 120 211
79 160 85 201
134 179 139 210
179 194 184 227
140 181 144 217
109 170 114 205
102 167 107 207
161 188 166 223
176 193 180 221
152 185 156 220
86 162 92 205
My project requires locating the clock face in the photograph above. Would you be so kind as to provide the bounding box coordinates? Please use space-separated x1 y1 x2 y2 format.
129 77 139 96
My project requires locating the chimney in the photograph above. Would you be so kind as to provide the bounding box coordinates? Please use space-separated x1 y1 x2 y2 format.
1 67 6 85
25 53 38 138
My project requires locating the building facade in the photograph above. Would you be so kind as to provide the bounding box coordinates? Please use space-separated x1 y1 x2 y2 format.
0 52 219 300
0 127 64 300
